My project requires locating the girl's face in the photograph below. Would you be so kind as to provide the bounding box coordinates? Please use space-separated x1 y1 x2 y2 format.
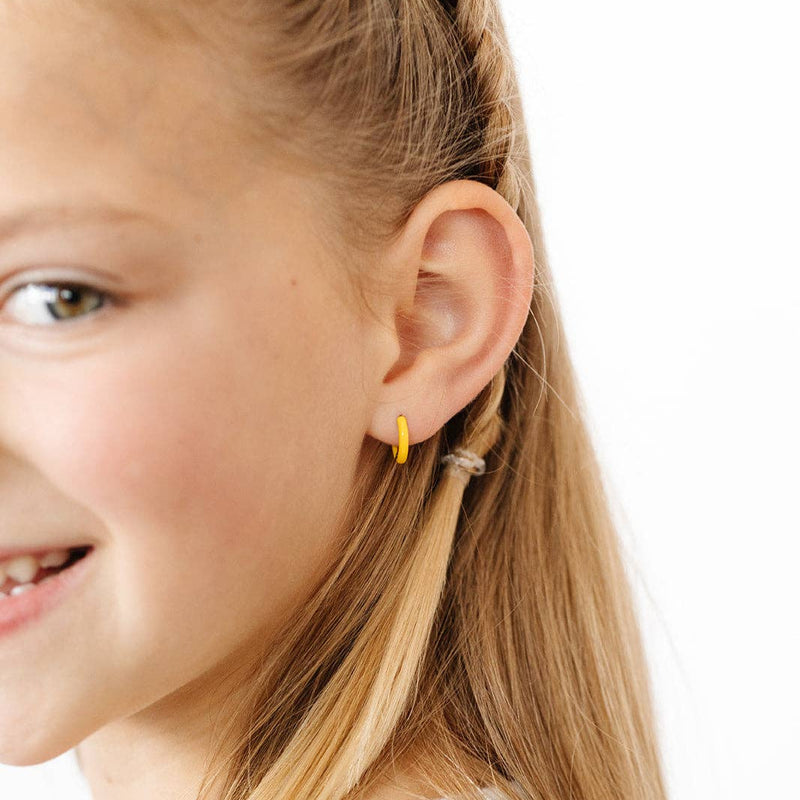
0 5 376 763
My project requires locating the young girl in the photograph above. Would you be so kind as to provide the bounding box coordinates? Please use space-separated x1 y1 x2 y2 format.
0 1 667 799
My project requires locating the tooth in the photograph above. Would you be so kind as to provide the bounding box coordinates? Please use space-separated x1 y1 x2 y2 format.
10 582 36 595
4 555 39 583
39 549 70 569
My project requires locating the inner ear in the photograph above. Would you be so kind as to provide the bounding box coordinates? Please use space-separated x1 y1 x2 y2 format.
383 268 469 384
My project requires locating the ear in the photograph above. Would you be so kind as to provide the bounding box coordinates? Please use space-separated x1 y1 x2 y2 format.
364 179 535 449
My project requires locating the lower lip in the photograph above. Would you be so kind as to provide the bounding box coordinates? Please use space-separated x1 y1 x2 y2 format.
0 549 95 640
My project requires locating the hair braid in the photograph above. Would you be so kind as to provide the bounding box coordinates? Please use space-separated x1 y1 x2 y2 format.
451 0 524 211
437 0 528 480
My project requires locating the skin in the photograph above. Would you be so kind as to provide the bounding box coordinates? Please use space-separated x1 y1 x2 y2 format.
0 3 534 800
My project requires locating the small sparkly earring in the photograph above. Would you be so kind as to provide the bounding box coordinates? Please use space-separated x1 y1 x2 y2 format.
391 414 409 464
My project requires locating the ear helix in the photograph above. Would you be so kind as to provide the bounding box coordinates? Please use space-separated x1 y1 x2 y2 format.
391 414 409 464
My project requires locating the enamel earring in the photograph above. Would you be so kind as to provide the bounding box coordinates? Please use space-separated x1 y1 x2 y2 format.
391 414 409 464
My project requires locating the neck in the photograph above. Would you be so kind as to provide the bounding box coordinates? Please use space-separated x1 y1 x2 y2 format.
76 650 256 800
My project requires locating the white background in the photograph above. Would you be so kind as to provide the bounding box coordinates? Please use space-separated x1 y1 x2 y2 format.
2 0 798 797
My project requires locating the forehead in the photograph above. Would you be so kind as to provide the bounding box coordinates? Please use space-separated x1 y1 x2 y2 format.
0 0 261 216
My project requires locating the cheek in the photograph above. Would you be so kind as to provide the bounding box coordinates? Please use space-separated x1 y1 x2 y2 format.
28 356 255 537
2 271 364 635
6 314 343 683
13 315 313 564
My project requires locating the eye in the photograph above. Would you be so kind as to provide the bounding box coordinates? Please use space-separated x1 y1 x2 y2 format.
1 281 111 327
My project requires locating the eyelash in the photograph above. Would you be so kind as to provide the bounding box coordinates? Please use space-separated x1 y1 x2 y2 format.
0 280 114 328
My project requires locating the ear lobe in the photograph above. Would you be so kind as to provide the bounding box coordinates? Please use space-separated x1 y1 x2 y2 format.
365 180 534 451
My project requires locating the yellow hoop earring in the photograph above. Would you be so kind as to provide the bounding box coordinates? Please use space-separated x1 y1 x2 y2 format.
391 414 409 464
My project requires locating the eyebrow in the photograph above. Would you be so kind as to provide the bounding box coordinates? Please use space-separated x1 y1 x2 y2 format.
0 203 168 242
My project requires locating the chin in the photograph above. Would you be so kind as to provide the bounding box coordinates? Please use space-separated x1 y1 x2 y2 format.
0 719 86 767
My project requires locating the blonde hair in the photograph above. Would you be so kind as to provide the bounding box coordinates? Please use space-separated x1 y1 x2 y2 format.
118 1 670 799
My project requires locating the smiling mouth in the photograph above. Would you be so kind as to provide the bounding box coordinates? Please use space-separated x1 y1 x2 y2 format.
0 546 93 597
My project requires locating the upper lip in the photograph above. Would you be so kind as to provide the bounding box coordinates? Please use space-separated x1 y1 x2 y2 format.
0 544 88 562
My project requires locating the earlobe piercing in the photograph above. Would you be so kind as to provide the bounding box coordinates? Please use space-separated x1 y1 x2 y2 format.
392 414 409 464
390 413 487 483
